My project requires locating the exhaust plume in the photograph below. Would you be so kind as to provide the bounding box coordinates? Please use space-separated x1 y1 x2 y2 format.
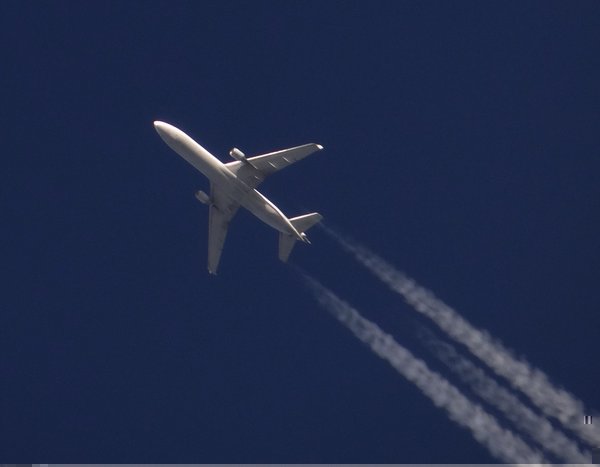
419 327 590 463
302 272 547 464
321 225 600 448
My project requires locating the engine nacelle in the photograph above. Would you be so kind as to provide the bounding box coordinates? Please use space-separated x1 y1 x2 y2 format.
194 190 211 205
229 147 246 161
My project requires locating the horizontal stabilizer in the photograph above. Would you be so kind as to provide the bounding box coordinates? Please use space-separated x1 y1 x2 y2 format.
279 233 297 263
278 212 323 263
289 212 323 233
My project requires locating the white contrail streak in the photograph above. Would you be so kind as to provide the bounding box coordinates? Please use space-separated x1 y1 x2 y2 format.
419 328 590 463
321 225 600 448
301 272 547 464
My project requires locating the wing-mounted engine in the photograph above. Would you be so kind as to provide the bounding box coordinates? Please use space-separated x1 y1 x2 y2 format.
229 148 246 161
229 147 257 169
195 190 211 205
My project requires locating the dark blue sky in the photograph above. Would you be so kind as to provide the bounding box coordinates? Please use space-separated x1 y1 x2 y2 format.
2 1 599 462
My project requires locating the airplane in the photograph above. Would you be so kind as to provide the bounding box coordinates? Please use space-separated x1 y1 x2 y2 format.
153 121 323 275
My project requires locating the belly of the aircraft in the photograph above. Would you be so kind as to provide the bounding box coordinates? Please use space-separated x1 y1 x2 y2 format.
241 190 290 233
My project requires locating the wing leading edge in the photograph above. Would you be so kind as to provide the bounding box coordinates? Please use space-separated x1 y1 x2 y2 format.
224 143 323 189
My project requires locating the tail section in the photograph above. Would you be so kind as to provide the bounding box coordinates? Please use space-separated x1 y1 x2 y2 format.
279 212 323 262
290 212 323 234
278 233 297 263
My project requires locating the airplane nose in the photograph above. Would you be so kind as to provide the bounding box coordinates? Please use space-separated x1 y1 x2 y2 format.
154 121 173 141
154 120 185 151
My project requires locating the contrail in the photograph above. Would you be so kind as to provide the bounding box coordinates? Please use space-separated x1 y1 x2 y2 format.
321 224 600 448
301 272 547 464
418 327 590 463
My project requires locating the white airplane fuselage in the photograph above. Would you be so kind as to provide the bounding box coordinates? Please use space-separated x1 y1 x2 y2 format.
154 121 303 240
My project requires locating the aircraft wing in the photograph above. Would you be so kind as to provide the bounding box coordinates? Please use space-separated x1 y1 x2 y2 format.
224 143 323 189
207 183 239 274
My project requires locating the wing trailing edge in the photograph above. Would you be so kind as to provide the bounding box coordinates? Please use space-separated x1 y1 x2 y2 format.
225 143 323 189
207 183 239 274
